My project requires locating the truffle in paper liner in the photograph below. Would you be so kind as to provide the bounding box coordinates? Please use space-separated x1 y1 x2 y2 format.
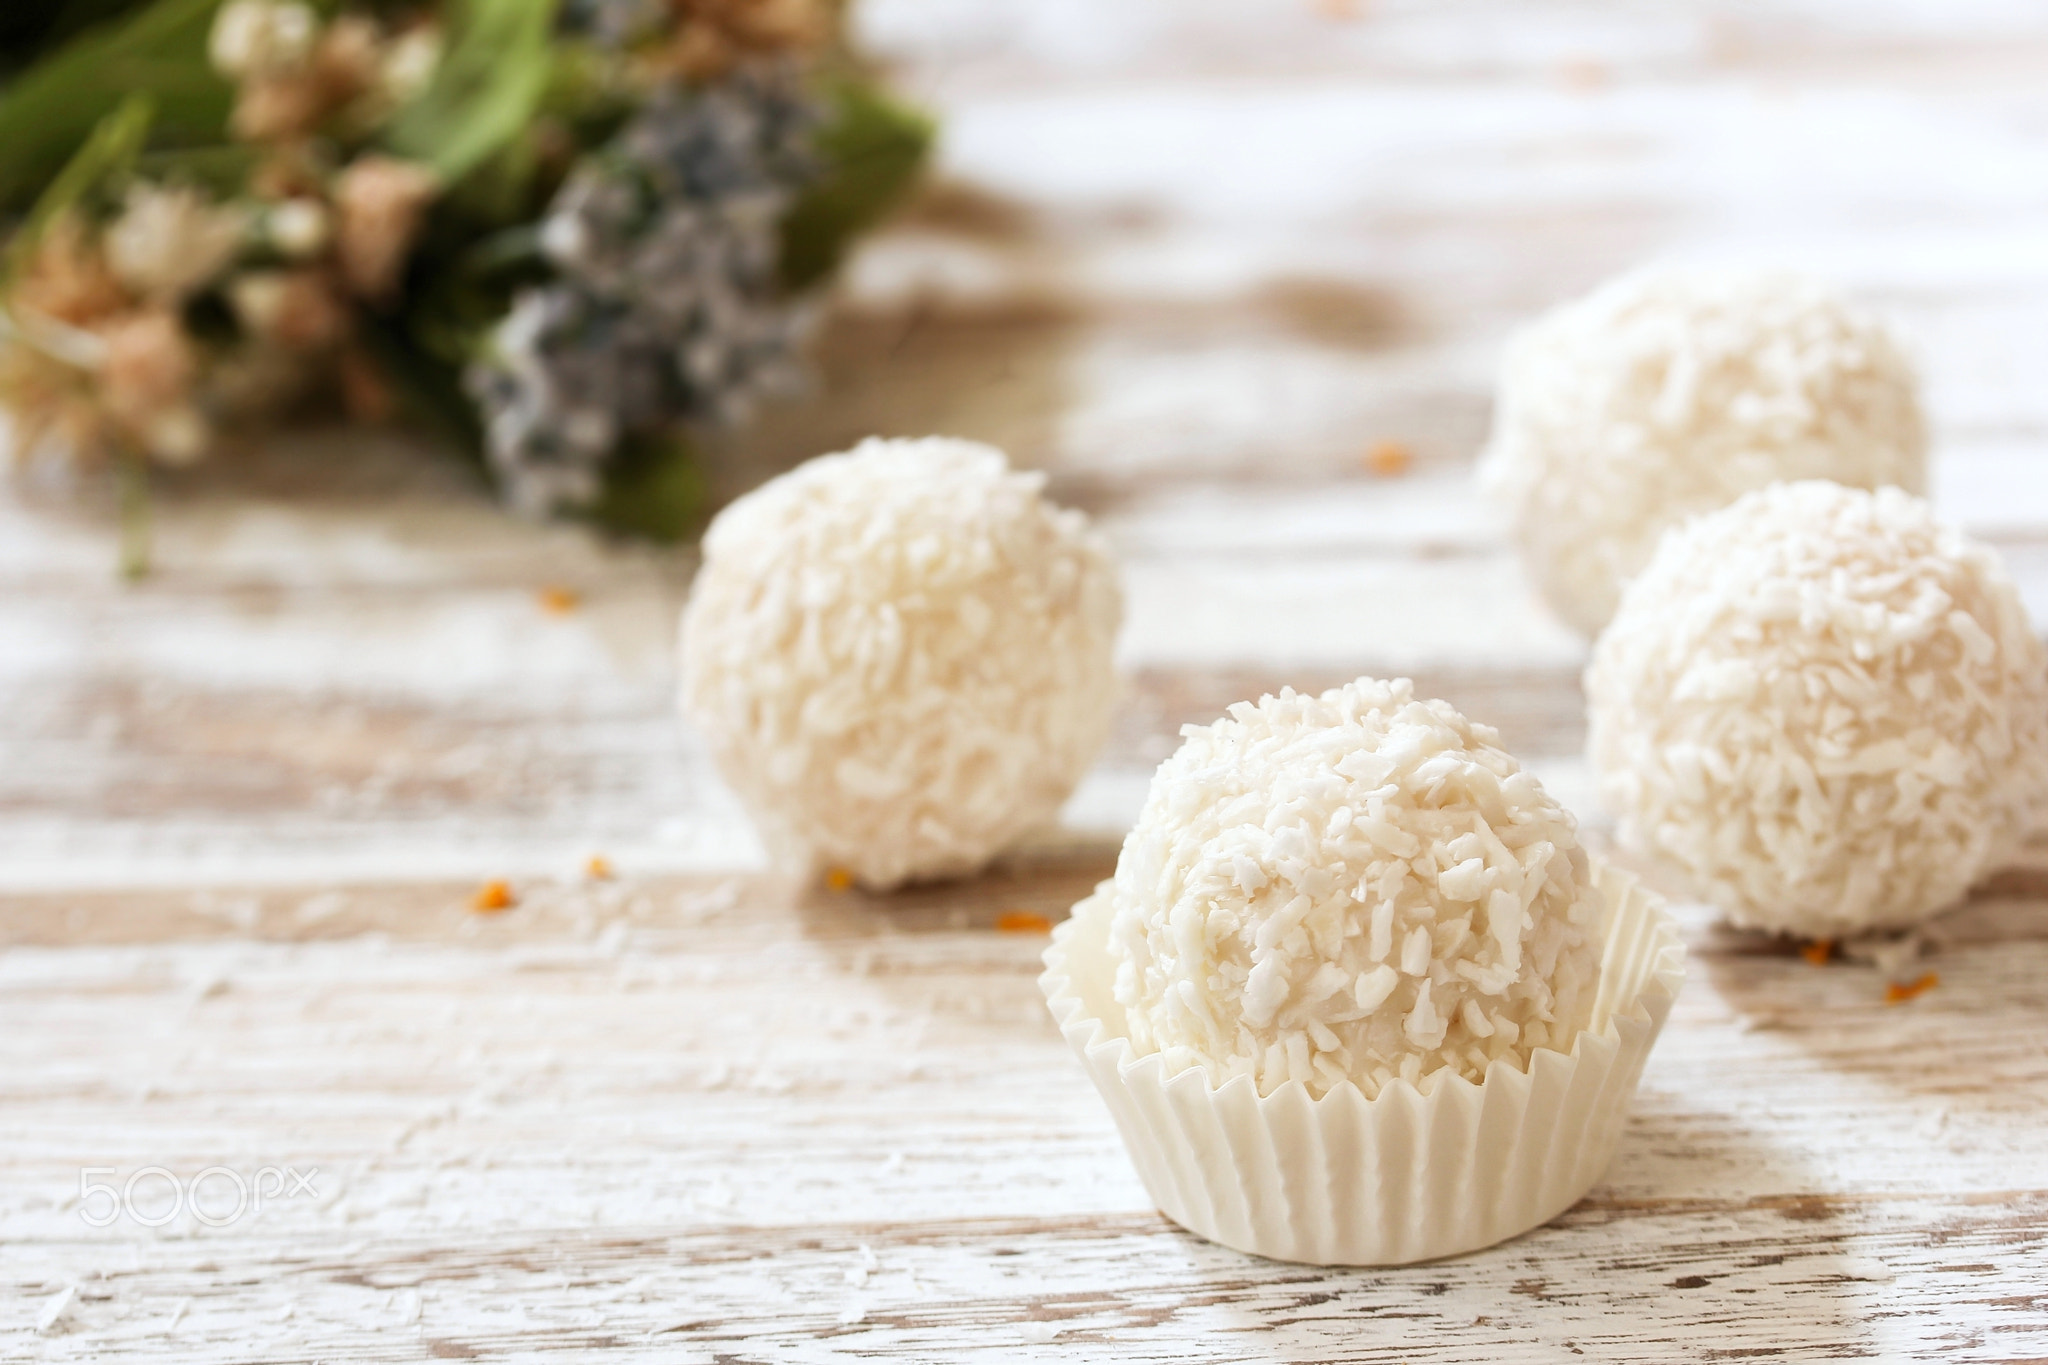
1039 862 1684 1266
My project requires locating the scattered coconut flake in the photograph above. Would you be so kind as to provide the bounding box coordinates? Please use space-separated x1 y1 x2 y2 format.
1840 930 1926 981
37 1286 77 1335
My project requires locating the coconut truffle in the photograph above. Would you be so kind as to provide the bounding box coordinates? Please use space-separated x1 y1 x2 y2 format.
1105 678 1603 1100
1587 481 2048 938
1480 266 1927 635
679 436 1123 889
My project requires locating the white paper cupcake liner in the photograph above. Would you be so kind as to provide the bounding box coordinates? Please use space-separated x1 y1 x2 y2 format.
1039 862 1685 1266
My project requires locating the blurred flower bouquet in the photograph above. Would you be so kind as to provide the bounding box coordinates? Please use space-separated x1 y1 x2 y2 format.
0 0 930 570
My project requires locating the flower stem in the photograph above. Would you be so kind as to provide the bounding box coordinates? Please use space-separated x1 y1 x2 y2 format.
118 448 151 582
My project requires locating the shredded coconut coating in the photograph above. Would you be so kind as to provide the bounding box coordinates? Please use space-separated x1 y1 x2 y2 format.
1480 267 1927 635
1587 481 2048 937
679 436 1122 889
1105 679 1603 1100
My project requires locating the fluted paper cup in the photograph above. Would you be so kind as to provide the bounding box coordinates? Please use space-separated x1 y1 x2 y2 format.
1039 863 1684 1266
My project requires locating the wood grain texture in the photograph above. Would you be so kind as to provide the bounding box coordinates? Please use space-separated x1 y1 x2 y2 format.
11 0 2048 1357
6 874 2048 1360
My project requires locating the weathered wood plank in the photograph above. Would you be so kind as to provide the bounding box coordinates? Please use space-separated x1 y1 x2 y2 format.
10 1195 2046 1362
5 873 2047 1358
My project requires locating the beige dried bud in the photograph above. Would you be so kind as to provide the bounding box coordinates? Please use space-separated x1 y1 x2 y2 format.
661 0 826 79
314 14 385 103
11 216 128 327
230 74 331 143
332 156 439 301
228 269 349 352
104 184 247 304
98 309 209 461
0 339 95 463
100 311 196 416
227 10 389 143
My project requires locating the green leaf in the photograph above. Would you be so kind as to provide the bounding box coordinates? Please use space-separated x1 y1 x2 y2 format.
384 0 559 184
6 93 156 280
779 77 934 293
0 0 229 212
589 432 707 542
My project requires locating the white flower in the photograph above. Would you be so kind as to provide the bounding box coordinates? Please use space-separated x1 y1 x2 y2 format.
209 0 319 79
381 26 443 104
103 185 246 303
266 199 331 258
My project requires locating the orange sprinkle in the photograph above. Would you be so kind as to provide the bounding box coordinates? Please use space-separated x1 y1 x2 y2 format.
537 586 580 615
585 855 613 881
997 911 1054 935
1556 57 1611 91
471 879 515 913
1801 939 1833 967
824 867 855 893
1885 972 1939 1005
1364 440 1412 478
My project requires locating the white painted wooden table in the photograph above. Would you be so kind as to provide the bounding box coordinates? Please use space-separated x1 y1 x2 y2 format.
9 2 2048 1358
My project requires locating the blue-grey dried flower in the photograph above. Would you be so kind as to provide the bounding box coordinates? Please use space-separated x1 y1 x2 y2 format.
468 286 672 516
469 63 821 517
